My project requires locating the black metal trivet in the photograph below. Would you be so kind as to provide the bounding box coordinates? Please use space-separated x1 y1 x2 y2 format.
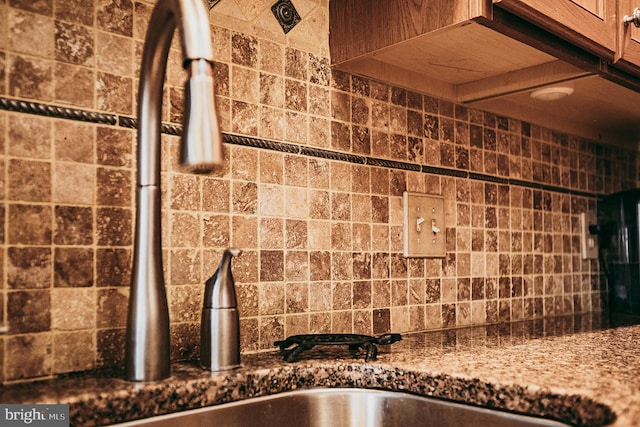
274 333 402 362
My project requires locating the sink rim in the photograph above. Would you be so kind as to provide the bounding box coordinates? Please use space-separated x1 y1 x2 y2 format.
58 361 616 427
114 387 575 427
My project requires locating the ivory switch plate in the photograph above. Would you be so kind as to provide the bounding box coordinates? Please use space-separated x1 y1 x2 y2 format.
580 212 598 260
403 192 445 258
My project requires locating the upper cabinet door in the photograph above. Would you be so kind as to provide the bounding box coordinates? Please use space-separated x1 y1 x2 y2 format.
494 0 617 60
617 0 640 73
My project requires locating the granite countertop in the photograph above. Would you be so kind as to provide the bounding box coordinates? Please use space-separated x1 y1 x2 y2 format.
2 314 640 427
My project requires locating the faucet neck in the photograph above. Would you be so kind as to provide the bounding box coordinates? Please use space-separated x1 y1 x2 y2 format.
136 0 216 188
125 0 218 382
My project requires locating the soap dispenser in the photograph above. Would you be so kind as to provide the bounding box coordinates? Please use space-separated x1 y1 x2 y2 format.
200 248 242 371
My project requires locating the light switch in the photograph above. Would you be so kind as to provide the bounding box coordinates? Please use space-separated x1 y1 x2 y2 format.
403 192 445 258
579 212 598 260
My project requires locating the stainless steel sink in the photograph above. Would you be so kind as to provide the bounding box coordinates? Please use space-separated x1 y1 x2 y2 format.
116 388 570 426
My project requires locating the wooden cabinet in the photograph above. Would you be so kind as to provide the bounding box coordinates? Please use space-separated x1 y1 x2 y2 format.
329 0 590 102
494 0 617 60
329 0 640 147
495 0 640 75
494 0 640 84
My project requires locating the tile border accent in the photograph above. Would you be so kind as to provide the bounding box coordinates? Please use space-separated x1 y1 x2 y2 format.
0 97 117 125
0 96 600 199
369 157 421 171
425 165 468 179
225 132 301 154
118 116 181 136
469 172 509 185
300 146 366 164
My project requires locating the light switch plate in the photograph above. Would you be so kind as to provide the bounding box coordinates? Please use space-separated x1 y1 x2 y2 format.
403 192 445 258
580 212 598 260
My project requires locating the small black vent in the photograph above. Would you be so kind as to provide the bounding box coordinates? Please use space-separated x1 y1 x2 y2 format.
271 0 301 34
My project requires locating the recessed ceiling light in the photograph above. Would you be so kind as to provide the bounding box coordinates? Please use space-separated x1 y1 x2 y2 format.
530 86 574 101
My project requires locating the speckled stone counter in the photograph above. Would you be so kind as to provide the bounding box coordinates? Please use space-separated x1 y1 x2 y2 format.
3 315 640 427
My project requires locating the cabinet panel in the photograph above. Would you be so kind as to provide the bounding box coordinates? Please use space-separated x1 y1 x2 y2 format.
494 0 617 60
617 0 640 73
573 0 604 16
330 0 492 65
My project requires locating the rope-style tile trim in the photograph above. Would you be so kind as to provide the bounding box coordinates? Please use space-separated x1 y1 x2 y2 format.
367 157 421 171
469 172 509 185
0 96 602 199
509 179 543 190
118 116 136 129
301 146 366 164
161 123 181 136
118 116 182 137
0 97 117 125
224 133 301 154
422 165 468 178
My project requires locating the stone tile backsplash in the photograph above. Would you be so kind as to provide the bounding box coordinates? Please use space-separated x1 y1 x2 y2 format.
0 0 638 383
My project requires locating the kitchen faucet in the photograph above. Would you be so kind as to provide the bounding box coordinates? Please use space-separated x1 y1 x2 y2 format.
125 0 223 382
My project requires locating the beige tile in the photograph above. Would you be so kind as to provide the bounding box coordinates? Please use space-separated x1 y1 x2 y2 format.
307 220 330 250
52 162 96 205
169 284 202 323
231 146 259 181
170 212 200 247
51 288 95 330
232 66 260 103
285 313 309 336
232 181 258 214
309 312 331 334
390 306 409 332
9 9 54 58
240 317 259 351
54 63 95 107
330 162 351 191
331 311 352 334
96 288 128 329
6 334 52 380
258 39 283 74
259 151 284 184
9 159 51 202
232 215 258 249
309 281 331 312
169 249 202 286
259 282 284 315
284 155 307 187
96 72 133 114
53 331 95 374
309 159 330 189
285 111 307 144
425 304 442 330
285 251 309 281
259 183 284 217
285 282 309 313
259 316 284 349
285 186 308 218
8 114 52 158
259 105 285 141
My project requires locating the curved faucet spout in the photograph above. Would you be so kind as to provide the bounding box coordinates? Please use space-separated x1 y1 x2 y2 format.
125 0 223 382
